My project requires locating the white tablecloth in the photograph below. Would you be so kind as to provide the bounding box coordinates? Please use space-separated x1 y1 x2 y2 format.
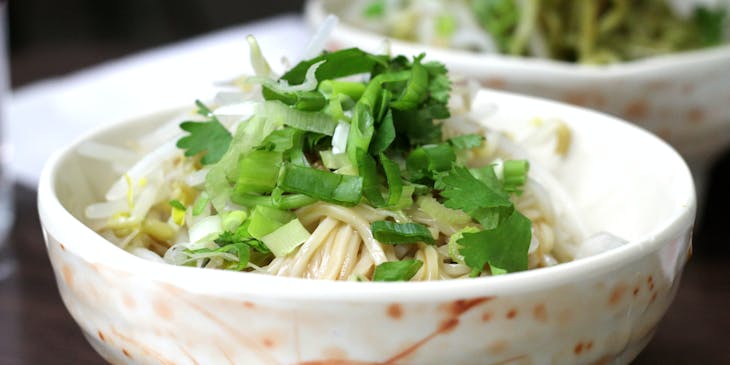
7 14 310 186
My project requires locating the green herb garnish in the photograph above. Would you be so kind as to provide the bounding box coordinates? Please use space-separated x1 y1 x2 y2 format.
174 46 534 276
373 260 424 281
176 100 233 165
371 221 435 244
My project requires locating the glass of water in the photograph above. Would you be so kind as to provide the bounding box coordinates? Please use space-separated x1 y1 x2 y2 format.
0 2 15 280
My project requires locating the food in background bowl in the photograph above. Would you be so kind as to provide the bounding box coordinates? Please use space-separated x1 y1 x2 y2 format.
344 0 729 63
306 1 730 198
39 38 695 364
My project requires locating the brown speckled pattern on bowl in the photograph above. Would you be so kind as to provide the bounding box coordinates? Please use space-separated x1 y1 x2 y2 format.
39 90 695 365
45 231 691 365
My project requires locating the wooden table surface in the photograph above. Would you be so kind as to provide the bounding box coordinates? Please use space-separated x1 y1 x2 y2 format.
0 181 728 364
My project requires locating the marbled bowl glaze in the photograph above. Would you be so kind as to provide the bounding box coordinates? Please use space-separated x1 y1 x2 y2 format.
306 0 730 194
39 90 695 365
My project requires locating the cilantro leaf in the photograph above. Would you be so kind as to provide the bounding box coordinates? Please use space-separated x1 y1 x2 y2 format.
186 242 251 271
215 224 270 254
457 210 532 273
373 260 423 281
438 166 513 229
194 99 215 117
177 103 233 166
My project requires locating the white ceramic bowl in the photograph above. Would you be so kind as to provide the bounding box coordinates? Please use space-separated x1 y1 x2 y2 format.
39 89 695 365
306 0 730 195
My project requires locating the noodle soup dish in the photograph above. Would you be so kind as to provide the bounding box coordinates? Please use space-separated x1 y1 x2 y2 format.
38 44 695 364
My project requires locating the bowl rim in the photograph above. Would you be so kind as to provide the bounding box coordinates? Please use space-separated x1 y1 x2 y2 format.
38 89 696 302
304 0 730 79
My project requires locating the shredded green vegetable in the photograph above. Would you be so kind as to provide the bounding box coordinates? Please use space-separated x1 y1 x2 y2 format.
357 0 728 63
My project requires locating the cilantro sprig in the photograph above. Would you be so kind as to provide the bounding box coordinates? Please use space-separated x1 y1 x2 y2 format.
176 100 233 165
438 166 532 273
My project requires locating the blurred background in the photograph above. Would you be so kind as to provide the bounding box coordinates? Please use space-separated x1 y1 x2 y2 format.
9 0 305 86
2 0 728 364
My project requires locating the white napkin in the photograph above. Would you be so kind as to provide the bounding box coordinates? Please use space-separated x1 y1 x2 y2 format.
7 14 310 186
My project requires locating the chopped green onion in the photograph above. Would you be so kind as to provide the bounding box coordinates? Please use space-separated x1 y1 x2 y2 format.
380 153 403 207
234 150 282 194
359 71 412 107
261 218 311 257
447 226 480 264
324 94 350 122
231 193 317 210
169 200 186 210
407 143 456 181
358 150 385 207
502 160 529 194
192 192 210 216
259 127 300 152
247 205 295 240
417 195 472 227
373 88 392 123
221 210 248 232
262 101 337 135
371 221 435 244
390 57 428 110
369 110 395 155
373 260 423 281
346 103 375 168
449 134 485 150
319 80 366 100
394 184 416 209
320 150 351 170
294 91 326 111
278 164 363 206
